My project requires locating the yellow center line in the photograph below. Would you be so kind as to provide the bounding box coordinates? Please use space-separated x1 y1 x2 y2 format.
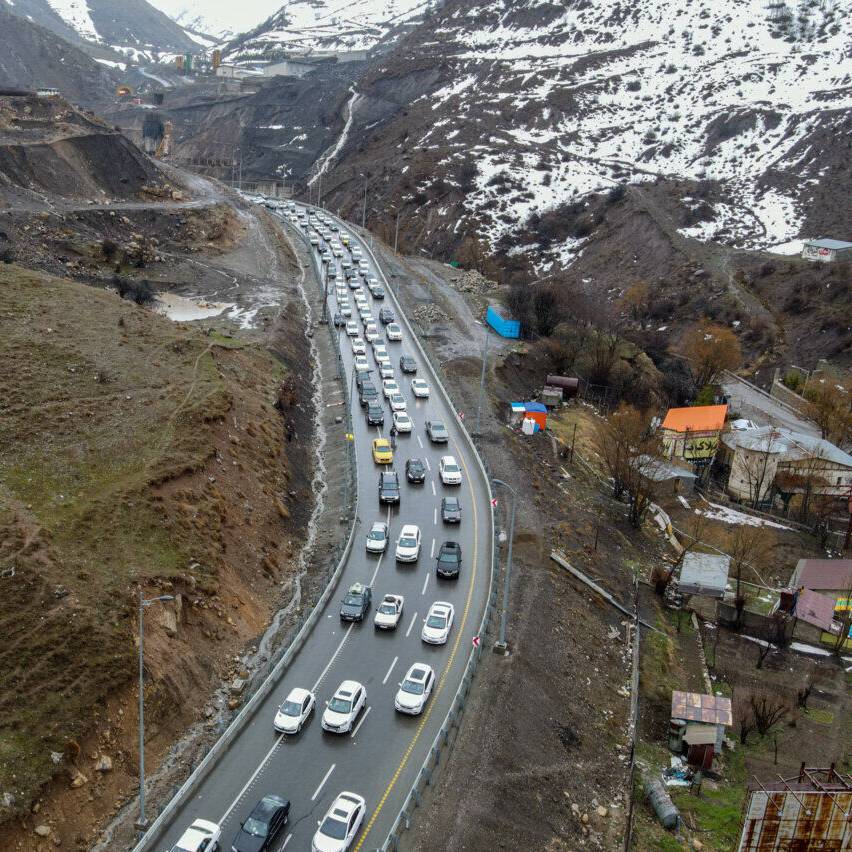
354 439 482 850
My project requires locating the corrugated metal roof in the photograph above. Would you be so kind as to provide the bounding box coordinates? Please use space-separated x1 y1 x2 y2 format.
793 588 838 632
722 426 852 468
671 691 732 726
793 559 852 591
805 238 852 250
679 552 731 598
662 405 728 433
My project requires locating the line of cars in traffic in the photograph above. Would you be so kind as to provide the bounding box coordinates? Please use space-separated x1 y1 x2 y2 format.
168 203 469 852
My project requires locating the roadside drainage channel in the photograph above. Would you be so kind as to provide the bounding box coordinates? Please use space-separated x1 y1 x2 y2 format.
130 211 358 852
301 204 499 852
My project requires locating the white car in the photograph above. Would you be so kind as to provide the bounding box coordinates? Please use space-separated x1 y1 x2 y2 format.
421 602 455 645
389 393 407 412
395 524 421 562
364 324 379 343
339 304 352 317
379 363 395 380
345 321 359 336
273 687 316 734
351 337 366 355
373 594 404 629
411 379 430 398
382 379 400 399
358 259 369 271
439 455 462 485
358 306 372 321
332 245 344 257
354 355 370 372
310 234 320 246
394 663 436 715
312 791 366 852
393 411 412 433
322 680 367 734
386 323 402 341
170 819 221 852
365 521 388 553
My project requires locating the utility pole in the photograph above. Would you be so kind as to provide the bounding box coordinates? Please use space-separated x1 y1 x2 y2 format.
135 589 174 832
361 174 368 229
394 207 401 254
474 330 490 439
492 478 517 654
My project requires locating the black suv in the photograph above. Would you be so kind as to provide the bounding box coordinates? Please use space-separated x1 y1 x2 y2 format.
339 582 372 622
405 458 426 484
366 403 384 426
441 496 461 523
379 307 395 325
359 381 379 407
231 794 290 851
436 541 462 579
399 355 417 374
379 470 400 504
333 311 345 328
371 286 385 299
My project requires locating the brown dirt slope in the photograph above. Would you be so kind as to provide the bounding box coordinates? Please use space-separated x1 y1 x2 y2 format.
0 262 306 825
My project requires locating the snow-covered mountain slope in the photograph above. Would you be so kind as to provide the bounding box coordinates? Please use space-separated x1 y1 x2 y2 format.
224 0 438 61
146 0 282 40
332 0 850 259
1 0 200 55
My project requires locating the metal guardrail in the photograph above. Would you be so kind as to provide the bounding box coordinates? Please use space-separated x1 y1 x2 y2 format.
315 211 498 852
131 213 358 852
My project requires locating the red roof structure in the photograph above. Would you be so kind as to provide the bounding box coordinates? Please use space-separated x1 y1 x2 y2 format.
792 559 852 591
661 405 728 433
793 588 838 633
671 691 732 726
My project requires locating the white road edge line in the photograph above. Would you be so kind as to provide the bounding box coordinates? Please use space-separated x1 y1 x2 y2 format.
405 612 418 637
218 733 283 824
282 833 292 849
351 706 371 738
311 764 336 801
382 655 399 685
421 573 430 595
311 623 354 693
369 550 385 586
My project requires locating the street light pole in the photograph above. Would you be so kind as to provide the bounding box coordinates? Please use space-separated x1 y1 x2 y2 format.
361 175 368 229
491 478 516 654
474 329 490 439
394 208 401 254
136 590 174 832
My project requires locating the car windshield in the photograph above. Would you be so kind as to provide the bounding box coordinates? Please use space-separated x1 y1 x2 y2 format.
378 603 396 614
242 817 268 837
320 816 348 841
427 614 447 629
445 500 458 510
438 553 457 564
444 464 459 473
432 422 445 432
402 679 424 695
368 529 385 541
280 700 302 716
409 460 422 470
343 596 362 606
328 697 352 713
399 537 417 548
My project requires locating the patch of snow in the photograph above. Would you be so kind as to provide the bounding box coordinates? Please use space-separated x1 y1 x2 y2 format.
155 293 233 322
46 0 100 41
696 503 792 530
767 238 807 256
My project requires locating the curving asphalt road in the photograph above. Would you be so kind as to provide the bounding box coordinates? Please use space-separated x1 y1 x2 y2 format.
146 204 493 852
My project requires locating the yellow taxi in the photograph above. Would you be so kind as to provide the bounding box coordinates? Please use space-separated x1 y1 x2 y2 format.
372 438 393 465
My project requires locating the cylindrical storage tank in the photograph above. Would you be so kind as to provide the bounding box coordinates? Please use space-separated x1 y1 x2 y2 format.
643 773 679 829
546 375 579 397
521 417 537 435
668 718 687 752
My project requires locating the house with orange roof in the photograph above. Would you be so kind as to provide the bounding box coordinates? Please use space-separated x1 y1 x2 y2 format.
661 404 728 461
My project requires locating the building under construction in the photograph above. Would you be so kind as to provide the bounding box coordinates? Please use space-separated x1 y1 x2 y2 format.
738 765 852 851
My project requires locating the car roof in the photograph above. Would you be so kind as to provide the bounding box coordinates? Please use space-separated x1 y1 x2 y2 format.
285 687 311 702
441 541 460 550
330 792 363 817
374 438 390 446
407 664 432 682
431 602 453 615
253 794 286 817
443 496 459 505
336 679 362 694
370 521 387 531
400 524 419 535
441 455 457 463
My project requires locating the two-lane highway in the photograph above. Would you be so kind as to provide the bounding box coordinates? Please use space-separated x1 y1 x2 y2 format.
144 203 493 852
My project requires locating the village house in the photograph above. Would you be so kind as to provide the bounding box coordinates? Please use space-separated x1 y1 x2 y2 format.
719 426 852 507
790 559 852 602
801 238 852 263
660 404 728 462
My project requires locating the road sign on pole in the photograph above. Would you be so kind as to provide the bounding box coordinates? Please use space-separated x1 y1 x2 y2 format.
472 636 480 648
490 498 498 508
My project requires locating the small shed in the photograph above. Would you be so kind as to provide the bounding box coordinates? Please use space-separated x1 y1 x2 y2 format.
670 691 732 766
679 552 731 599
683 723 718 771
635 455 698 496
802 238 852 263
510 401 547 432
486 304 520 338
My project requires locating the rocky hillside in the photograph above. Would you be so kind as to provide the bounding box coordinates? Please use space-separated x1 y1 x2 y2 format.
313 0 849 264
1 0 201 58
0 7 119 105
223 0 438 62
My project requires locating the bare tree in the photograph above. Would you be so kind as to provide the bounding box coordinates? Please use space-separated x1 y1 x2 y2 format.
804 378 852 447
750 691 789 736
727 525 772 629
755 613 792 669
588 324 622 386
831 573 852 657
680 321 742 388
737 430 781 509
593 405 665 527
735 696 755 744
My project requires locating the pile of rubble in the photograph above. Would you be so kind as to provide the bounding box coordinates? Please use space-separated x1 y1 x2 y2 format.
448 269 496 294
413 304 448 326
